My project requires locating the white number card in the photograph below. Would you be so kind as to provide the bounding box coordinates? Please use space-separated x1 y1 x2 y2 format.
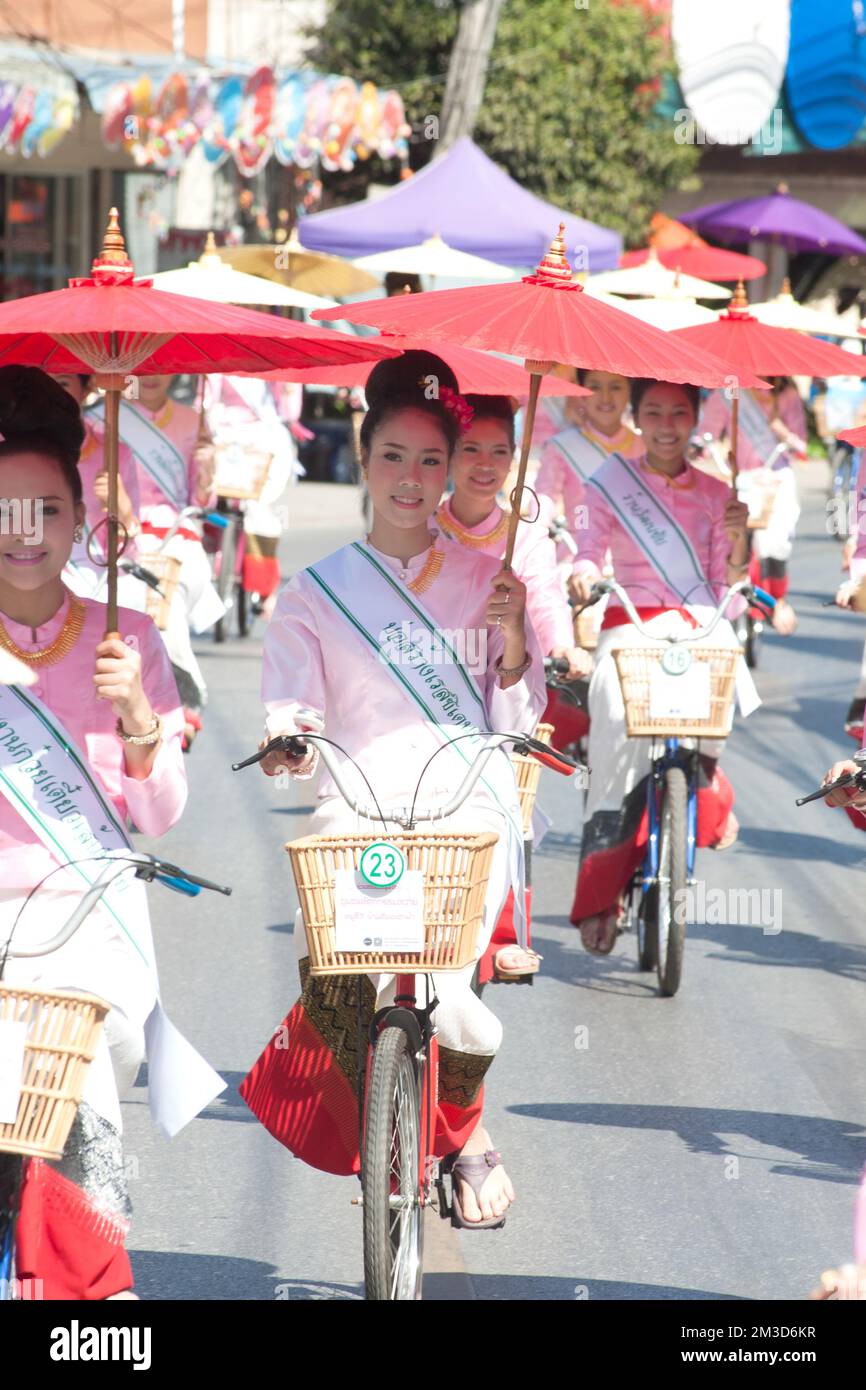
0 1019 27 1125
649 661 711 720
334 870 425 953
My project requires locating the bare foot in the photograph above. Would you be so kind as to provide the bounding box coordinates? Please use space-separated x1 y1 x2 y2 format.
494 945 541 976
454 1126 515 1223
579 910 617 955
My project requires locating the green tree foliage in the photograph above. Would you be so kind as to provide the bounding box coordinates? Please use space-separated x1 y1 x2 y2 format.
307 0 698 245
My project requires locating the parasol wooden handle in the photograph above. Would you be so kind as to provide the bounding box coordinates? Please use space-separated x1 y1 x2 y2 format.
503 368 546 570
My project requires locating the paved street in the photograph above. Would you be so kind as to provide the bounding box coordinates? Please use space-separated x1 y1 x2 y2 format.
123 467 866 1301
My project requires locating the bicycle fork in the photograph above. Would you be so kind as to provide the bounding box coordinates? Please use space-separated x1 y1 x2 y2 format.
642 740 699 893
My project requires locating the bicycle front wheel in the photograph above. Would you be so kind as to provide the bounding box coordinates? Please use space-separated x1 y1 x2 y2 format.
656 766 688 997
363 1025 424 1301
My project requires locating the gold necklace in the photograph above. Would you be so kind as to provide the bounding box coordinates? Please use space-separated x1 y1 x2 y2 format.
0 592 87 667
437 505 509 549
408 546 445 595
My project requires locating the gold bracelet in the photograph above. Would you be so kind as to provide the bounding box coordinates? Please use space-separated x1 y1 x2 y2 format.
116 711 162 746
495 653 532 680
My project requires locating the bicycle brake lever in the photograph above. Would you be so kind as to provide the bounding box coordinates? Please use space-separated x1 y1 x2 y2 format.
231 734 308 771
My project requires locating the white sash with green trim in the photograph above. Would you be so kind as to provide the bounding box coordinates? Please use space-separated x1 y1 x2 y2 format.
739 391 790 470
306 542 529 945
588 453 716 604
88 399 188 512
550 425 610 484
0 684 225 1136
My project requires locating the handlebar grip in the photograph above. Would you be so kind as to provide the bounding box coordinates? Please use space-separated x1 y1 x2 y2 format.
205 511 230 528
530 746 581 775
231 734 309 771
752 585 776 610
154 873 201 897
543 657 570 676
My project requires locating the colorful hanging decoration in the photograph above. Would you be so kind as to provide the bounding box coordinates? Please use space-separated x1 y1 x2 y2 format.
101 68 410 176
0 69 78 158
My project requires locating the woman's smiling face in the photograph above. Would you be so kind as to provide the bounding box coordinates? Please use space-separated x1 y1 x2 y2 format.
581 371 630 435
0 452 84 593
364 407 450 529
635 382 697 468
451 416 513 507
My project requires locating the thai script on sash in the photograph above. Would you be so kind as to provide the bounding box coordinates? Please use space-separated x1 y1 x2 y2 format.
379 619 486 685
620 492 668 547
0 716 98 848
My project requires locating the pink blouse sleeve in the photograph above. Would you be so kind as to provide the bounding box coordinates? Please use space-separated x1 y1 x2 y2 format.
261 577 327 778
572 483 613 579
536 442 566 508
119 615 188 835
484 608 548 736
778 388 808 454
705 477 733 598
699 391 729 440
851 452 866 581
519 524 573 653
119 442 141 518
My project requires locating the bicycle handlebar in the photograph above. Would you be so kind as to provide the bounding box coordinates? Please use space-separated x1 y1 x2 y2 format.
543 655 571 678
796 749 866 807
233 730 581 830
3 852 232 959
579 577 774 643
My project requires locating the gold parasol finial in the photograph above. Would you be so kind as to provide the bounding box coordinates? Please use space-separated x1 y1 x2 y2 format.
730 278 749 311
92 208 132 274
534 224 574 285
198 231 224 269
780 275 792 297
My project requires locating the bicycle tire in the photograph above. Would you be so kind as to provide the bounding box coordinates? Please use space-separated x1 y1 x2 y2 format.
636 882 658 972
236 582 249 638
214 519 238 643
657 766 688 997
745 614 760 669
363 1025 424 1301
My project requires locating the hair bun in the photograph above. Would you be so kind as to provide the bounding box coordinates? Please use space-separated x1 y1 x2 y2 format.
0 364 85 461
364 349 459 410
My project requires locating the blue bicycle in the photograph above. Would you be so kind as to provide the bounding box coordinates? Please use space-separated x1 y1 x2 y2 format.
582 578 775 996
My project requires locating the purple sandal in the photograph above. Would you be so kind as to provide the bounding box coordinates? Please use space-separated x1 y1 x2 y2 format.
449 1149 508 1231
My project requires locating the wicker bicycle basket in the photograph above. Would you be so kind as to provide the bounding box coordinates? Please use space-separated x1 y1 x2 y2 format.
512 723 554 835
214 443 273 502
288 831 498 976
0 985 110 1160
613 646 741 739
140 553 182 631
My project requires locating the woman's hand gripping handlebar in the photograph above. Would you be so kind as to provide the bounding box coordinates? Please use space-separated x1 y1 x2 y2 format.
796 749 866 808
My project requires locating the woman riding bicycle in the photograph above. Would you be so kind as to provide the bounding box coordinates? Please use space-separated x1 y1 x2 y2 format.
436 392 590 981
240 351 546 1227
0 367 215 1298
569 378 752 955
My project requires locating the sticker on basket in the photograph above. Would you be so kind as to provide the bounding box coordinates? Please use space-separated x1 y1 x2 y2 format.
0 1020 27 1125
649 661 711 721
358 841 406 887
334 869 424 953
660 645 692 676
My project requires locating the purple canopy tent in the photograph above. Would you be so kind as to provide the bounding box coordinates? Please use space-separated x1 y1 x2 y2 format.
298 137 622 271
680 189 866 257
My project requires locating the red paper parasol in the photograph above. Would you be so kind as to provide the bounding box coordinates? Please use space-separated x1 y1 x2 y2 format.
838 424 866 447
621 243 767 282
259 334 591 397
312 226 768 565
674 282 866 477
0 210 398 631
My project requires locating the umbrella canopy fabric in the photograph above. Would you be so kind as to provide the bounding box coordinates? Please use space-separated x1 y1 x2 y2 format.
220 233 380 298
260 334 591 396
839 424 866 447
353 234 515 283
672 284 866 377
748 278 859 339
586 249 731 300
621 243 766 281
313 227 768 389
680 188 866 256
150 233 330 311
298 137 622 271
591 291 718 331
